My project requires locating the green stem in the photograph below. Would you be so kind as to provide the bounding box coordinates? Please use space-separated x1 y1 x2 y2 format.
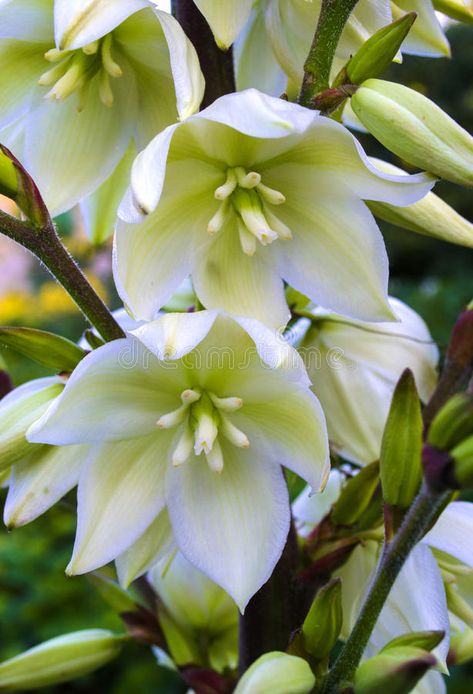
321 484 450 693
298 0 360 107
0 210 125 342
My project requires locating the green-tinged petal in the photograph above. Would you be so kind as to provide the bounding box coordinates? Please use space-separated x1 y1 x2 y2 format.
131 310 218 360
393 0 450 57
234 652 315 694
154 9 205 120
115 508 173 588
193 0 254 49
80 142 135 245
234 5 286 95
4 444 85 527
414 670 447 694
192 219 290 331
114 160 221 320
424 502 473 568
337 541 379 640
0 40 47 129
54 0 147 50
0 377 64 470
275 179 393 322
293 471 344 531
166 441 290 611
0 0 53 41
22 61 137 216
68 434 169 574
232 389 329 492
27 338 187 445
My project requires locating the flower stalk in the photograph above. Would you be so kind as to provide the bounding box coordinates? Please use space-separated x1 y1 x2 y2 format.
298 0 360 107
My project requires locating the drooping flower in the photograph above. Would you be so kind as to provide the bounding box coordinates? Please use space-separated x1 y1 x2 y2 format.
28 311 329 610
0 0 204 238
296 297 438 465
148 551 238 671
116 89 434 330
294 480 473 693
234 1 449 97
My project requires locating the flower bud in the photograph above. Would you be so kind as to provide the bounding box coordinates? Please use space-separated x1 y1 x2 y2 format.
427 393 473 451
433 0 473 24
342 13 416 86
368 158 473 248
380 370 423 509
331 462 380 527
234 652 315 694
301 579 343 660
451 434 473 487
0 146 17 200
351 79 473 187
0 629 124 690
354 647 437 694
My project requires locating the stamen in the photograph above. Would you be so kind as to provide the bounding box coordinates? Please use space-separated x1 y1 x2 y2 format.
157 404 188 429
171 421 194 466
237 219 257 256
47 53 87 100
82 40 99 55
193 396 218 455
256 182 286 205
38 59 71 87
235 167 261 189
44 48 68 62
233 189 278 245
220 415 250 448
263 205 293 240
215 169 237 200
101 34 122 78
206 439 224 473
98 69 114 107
208 393 243 412
207 199 229 235
181 388 201 405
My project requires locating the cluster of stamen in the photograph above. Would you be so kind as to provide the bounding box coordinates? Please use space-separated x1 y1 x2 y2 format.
157 388 249 473
38 34 122 108
208 167 293 255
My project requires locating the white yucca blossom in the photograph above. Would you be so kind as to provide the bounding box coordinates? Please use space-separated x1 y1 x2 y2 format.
297 297 439 465
27 310 329 610
0 0 204 240
116 88 434 330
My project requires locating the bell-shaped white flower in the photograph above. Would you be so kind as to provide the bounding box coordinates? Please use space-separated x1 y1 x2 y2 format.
297 297 438 465
193 0 254 50
148 551 238 671
116 89 434 330
0 0 204 233
28 311 329 610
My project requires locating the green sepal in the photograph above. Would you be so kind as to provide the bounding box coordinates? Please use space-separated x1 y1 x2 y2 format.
380 369 423 508
301 579 343 660
339 12 416 86
0 326 87 371
331 462 380 527
0 144 51 228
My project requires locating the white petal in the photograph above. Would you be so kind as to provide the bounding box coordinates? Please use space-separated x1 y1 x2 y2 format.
23 64 137 215
68 434 168 574
0 0 53 42
191 220 290 331
4 444 85 527
0 41 46 129
337 541 379 639
79 143 135 244
231 388 329 492
131 310 218 360
394 0 450 57
115 508 174 587
54 0 147 50
424 501 473 568
193 0 254 49
412 670 446 694
27 338 187 445
153 9 204 120
292 471 344 530
166 442 290 611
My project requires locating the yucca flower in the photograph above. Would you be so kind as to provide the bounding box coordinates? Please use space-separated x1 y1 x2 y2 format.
28 311 329 609
116 89 434 330
0 0 204 240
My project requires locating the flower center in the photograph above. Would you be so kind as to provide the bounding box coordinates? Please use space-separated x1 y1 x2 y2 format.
208 167 293 255
38 34 122 108
156 388 249 473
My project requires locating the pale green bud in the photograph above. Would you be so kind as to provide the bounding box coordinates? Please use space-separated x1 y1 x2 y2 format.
331 461 380 527
0 147 17 200
302 579 343 660
354 647 437 694
428 393 473 451
351 79 473 187
433 0 473 24
451 434 473 487
368 158 473 249
0 630 124 690
234 653 315 694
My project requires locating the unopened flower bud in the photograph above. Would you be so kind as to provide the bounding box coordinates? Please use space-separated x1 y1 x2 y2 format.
234 652 315 694
301 579 342 660
0 629 124 690
351 79 473 187
450 434 473 487
354 647 437 694
428 393 473 451
433 0 473 24
450 626 473 665
0 146 18 200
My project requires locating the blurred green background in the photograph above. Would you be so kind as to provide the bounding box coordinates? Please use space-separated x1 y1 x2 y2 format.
0 22 472 693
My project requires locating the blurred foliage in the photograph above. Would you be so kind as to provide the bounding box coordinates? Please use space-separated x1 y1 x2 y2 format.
0 21 472 694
